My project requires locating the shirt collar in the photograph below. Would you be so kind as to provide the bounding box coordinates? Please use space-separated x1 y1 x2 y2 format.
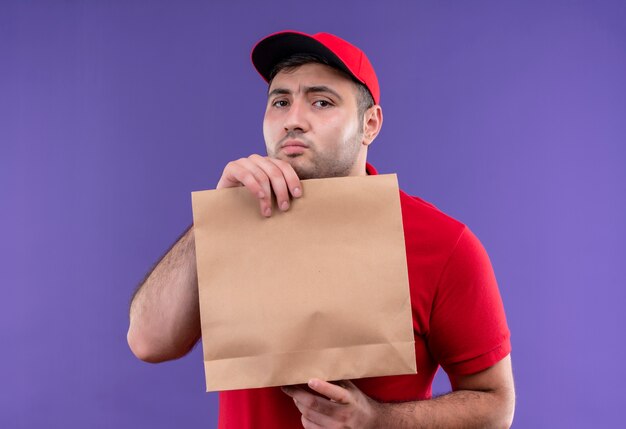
365 162 378 175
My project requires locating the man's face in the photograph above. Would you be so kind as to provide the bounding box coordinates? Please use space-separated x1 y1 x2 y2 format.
263 63 365 180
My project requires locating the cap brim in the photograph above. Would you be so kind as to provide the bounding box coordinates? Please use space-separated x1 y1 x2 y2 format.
251 31 356 84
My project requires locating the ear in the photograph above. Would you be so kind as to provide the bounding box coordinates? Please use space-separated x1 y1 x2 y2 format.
362 105 383 147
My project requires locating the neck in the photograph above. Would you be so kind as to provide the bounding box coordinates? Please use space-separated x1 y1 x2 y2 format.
347 147 368 177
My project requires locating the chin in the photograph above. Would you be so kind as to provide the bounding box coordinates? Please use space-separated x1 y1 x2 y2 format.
271 154 312 178
290 161 318 180
294 169 319 180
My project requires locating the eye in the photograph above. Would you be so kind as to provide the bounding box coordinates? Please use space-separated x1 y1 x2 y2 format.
313 100 333 108
272 99 289 108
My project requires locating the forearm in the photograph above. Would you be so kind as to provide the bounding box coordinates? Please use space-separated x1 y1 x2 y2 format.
127 225 201 362
374 388 515 429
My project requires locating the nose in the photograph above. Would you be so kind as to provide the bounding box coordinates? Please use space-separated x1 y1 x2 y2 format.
283 98 309 133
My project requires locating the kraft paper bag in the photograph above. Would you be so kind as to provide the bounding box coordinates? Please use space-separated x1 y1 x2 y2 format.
191 174 416 392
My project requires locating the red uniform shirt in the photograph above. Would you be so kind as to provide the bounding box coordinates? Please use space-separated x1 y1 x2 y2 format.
217 163 511 428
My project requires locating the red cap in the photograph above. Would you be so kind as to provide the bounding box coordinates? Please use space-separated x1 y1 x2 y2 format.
251 30 380 105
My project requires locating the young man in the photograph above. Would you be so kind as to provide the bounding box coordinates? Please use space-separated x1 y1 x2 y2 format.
127 31 515 428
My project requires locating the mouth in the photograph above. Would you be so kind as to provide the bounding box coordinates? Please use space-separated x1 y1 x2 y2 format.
280 140 309 156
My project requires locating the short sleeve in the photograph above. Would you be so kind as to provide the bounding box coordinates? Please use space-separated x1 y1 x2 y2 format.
427 226 511 375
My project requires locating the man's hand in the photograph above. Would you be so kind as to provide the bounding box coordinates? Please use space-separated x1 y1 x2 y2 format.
216 154 302 217
282 379 380 429
282 356 515 428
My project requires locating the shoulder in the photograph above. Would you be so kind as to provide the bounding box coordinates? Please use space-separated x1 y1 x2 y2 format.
398 189 468 253
399 190 464 230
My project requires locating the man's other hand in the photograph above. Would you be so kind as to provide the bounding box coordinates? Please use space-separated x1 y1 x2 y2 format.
282 379 380 429
216 154 302 217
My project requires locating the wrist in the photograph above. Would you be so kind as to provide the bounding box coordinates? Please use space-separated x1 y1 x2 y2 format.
365 397 384 429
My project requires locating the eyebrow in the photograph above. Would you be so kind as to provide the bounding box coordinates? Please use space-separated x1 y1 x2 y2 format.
267 85 343 101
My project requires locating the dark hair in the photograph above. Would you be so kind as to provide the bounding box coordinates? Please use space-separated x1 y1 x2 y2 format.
268 54 375 123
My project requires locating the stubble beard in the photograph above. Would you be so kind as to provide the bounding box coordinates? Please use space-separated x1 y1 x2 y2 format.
268 131 363 180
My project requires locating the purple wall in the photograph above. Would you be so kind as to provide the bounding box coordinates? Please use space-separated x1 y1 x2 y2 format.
2 1 625 428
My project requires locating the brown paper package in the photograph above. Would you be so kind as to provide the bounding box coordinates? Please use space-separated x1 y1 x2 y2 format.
191 174 416 392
